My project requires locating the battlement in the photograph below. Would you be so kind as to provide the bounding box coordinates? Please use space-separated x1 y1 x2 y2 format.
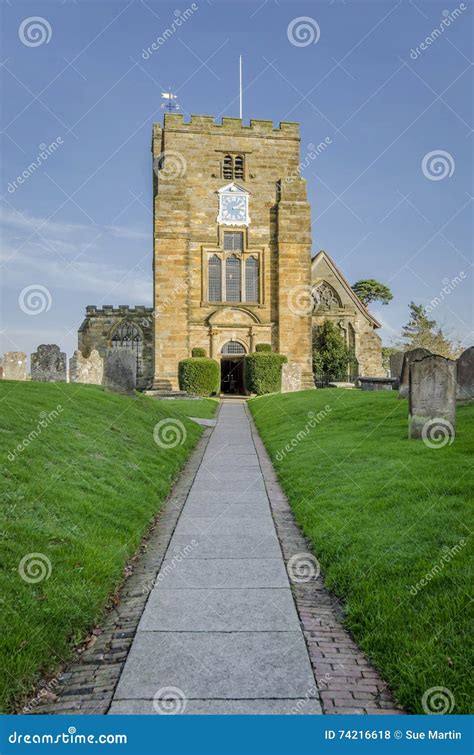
153 115 300 137
85 305 153 316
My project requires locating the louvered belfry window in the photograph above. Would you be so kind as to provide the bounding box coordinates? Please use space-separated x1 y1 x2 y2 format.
208 254 222 302
225 255 241 302
222 154 245 180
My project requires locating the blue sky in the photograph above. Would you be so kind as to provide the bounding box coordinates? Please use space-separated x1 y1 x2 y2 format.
1 0 472 361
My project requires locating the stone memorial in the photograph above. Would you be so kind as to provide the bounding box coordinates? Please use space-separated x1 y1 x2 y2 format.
398 348 432 399
389 351 404 381
456 346 474 401
281 362 302 393
358 376 397 391
408 355 456 441
31 345 67 382
69 349 104 385
3 352 27 381
104 349 136 394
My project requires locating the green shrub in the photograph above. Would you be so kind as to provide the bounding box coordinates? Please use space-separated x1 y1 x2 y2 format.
244 352 287 395
178 358 220 396
191 347 207 357
255 343 272 353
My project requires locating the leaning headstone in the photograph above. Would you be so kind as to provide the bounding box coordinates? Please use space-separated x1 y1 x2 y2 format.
69 349 104 385
281 362 302 393
31 345 67 382
389 351 404 381
104 349 136 394
408 355 456 441
3 352 27 380
456 346 474 401
398 348 432 399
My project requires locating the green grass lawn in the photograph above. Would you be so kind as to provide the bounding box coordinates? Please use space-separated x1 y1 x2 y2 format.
250 389 473 714
0 380 217 713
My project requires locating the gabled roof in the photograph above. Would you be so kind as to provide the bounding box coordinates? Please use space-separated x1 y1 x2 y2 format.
311 249 381 329
217 182 250 195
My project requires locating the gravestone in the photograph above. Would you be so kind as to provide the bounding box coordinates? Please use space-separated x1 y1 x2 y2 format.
456 346 474 401
389 351 404 381
281 362 302 393
398 348 432 399
69 349 104 385
408 355 456 441
31 345 67 382
104 349 136 394
3 352 27 381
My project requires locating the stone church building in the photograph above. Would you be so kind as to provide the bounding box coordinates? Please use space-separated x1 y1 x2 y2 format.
78 114 382 392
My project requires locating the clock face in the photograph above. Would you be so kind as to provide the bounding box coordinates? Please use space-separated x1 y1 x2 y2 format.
218 187 250 226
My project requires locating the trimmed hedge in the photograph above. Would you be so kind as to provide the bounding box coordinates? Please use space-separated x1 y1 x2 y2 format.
255 343 272 353
244 352 287 395
191 347 207 357
178 358 220 396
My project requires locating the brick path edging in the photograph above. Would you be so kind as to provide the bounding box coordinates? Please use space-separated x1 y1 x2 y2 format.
246 404 405 716
27 425 214 715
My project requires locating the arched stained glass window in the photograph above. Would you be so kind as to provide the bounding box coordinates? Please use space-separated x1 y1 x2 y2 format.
245 256 259 302
226 255 241 302
208 254 222 302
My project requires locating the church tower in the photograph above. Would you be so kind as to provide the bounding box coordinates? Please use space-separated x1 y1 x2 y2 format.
151 114 314 392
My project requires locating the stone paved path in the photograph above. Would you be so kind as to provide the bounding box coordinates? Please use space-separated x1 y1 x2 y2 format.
109 401 321 714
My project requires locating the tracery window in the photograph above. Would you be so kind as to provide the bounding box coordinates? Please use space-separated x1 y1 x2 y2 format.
312 281 341 309
245 256 259 302
111 321 143 369
225 254 241 302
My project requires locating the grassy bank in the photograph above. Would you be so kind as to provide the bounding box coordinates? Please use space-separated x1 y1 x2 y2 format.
0 380 217 712
249 389 473 714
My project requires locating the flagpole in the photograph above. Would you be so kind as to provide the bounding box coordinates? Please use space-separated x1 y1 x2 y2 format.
239 55 243 119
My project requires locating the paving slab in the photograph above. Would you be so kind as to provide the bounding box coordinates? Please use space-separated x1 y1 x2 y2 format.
168 531 282 559
114 631 316 700
172 515 275 537
139 587 300 631
185 490 269 505
180 501 272 519
148 557 289 589
109 698 321 714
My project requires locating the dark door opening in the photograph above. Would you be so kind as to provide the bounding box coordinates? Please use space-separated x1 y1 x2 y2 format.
221 358 245 395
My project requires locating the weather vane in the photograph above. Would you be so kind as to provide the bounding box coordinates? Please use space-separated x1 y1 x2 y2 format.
161 89 180 113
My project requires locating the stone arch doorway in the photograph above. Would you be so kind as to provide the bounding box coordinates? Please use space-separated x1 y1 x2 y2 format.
220 340 246 395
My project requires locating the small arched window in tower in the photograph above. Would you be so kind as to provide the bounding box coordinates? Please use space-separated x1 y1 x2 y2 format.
223 154 233 180
245 256 259 303
208 254 222 302
234 155 245 180
226 254 241 302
